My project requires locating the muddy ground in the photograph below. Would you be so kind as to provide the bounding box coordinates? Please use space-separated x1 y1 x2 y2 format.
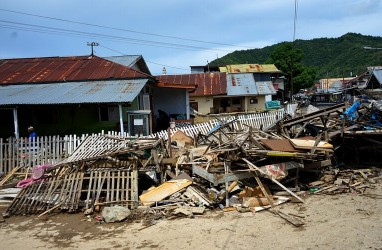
1 182 381 250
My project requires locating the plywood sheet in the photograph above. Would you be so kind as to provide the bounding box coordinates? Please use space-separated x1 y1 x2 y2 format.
289 139 333 149
260 139 302 152
139 179 192 206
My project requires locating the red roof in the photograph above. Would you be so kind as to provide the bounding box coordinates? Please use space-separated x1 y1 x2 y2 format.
156 72 226 96
0 55 152 85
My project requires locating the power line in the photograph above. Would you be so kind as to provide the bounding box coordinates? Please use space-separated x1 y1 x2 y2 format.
99 44 189 71
0 8 254 50
0 19 236 53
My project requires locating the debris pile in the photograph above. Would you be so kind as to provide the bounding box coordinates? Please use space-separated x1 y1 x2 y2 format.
308 168 382 195
1 98 382 228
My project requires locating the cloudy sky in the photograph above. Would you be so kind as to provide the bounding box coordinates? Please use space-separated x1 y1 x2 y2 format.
1 0 381 75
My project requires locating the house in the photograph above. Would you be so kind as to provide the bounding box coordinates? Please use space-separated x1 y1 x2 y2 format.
356 66 382 100
0 55 195 138
157 72 226 115
156 63 284 114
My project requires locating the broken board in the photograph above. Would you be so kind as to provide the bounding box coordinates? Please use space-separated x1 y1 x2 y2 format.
289 139 333 150
139 179 192 206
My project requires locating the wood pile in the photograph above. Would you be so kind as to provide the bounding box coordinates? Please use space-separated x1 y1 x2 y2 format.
1 100 382 228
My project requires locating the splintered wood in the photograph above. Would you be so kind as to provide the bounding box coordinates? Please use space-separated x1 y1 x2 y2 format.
4 135 158 216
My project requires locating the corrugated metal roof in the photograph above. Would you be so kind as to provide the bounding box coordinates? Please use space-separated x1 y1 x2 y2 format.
105 55 152 76
0 56 152 85
373 69 382 84
219 64 281 73
105 55 141 66
227 73 276 96
156 72 226 96
0 79 147 105
256 81 277 95
227 73 257 96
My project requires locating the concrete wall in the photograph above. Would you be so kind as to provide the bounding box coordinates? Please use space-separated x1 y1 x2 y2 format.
244 96 267 112
189 96 214 114
190 95 269 114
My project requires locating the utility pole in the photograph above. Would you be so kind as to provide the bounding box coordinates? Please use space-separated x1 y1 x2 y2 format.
87 42 99 56
291 0 298 100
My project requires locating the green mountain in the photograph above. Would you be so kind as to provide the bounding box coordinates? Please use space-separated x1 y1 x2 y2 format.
210 33 382 79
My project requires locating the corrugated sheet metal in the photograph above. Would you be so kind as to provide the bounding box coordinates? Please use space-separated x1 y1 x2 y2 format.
227 73 276 96
0 79 147 105
373 69 382 84
105 55 152 75
0 56 152 85
156 72 226 96
105 55 140 66
256 81 277 95
227 73 257 96
219 64 281 73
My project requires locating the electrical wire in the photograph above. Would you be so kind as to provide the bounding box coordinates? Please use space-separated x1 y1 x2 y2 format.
0 19 235 53
99 44 189 71
0 8 254 50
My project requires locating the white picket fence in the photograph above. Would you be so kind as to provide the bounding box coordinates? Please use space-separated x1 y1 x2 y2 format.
0 107 294 174
151 109 287 140
0 131 128 175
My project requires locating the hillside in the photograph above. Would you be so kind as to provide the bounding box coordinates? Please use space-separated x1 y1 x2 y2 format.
210 33 382 79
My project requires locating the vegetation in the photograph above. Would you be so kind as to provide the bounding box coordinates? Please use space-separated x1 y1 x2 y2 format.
210 33 382 91
265 43 317 93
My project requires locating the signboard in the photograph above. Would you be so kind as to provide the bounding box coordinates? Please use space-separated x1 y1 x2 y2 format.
134 119 143 126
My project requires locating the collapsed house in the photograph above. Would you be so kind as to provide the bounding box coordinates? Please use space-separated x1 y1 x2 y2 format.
1 97 381 226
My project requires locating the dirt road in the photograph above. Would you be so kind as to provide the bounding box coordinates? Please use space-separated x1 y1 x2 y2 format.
1 183 381 250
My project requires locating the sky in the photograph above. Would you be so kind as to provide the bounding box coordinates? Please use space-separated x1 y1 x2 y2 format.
1 0 382 75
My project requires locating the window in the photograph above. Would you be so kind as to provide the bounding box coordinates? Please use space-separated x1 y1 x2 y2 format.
190 102 198 111
250 98 258 104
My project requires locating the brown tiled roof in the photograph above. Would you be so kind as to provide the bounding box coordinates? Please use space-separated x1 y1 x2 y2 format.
156 72 226 95
0 55 152 85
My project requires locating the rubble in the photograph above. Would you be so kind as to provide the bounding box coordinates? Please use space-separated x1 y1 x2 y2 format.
1 94 382 228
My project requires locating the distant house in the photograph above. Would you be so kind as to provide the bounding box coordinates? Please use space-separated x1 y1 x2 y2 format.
355 67 382 99
0 55 195 138
318 77 354 92
156 63 285 114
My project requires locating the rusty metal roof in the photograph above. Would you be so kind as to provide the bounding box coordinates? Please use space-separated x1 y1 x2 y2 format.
0 55 153 85
219 64 281 73
0 79 148 105
156 72 226 96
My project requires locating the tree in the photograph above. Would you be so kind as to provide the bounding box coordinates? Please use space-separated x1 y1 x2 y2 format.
266 43 317 94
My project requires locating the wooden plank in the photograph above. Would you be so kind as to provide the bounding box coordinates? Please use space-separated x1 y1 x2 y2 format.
111 171 115 202
290 138 333 150
85 170 94 209
242 158 304 203
74 171 84 210
106 170 110 203
139 179 192 206
30 179 51 213
95 172 106 204
116 170 120 202
121 171 125 202
0 166 21 186
126 171 130 203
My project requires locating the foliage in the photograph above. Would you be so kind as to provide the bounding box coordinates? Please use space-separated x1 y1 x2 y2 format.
264 43 317 93
210 33 382 81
